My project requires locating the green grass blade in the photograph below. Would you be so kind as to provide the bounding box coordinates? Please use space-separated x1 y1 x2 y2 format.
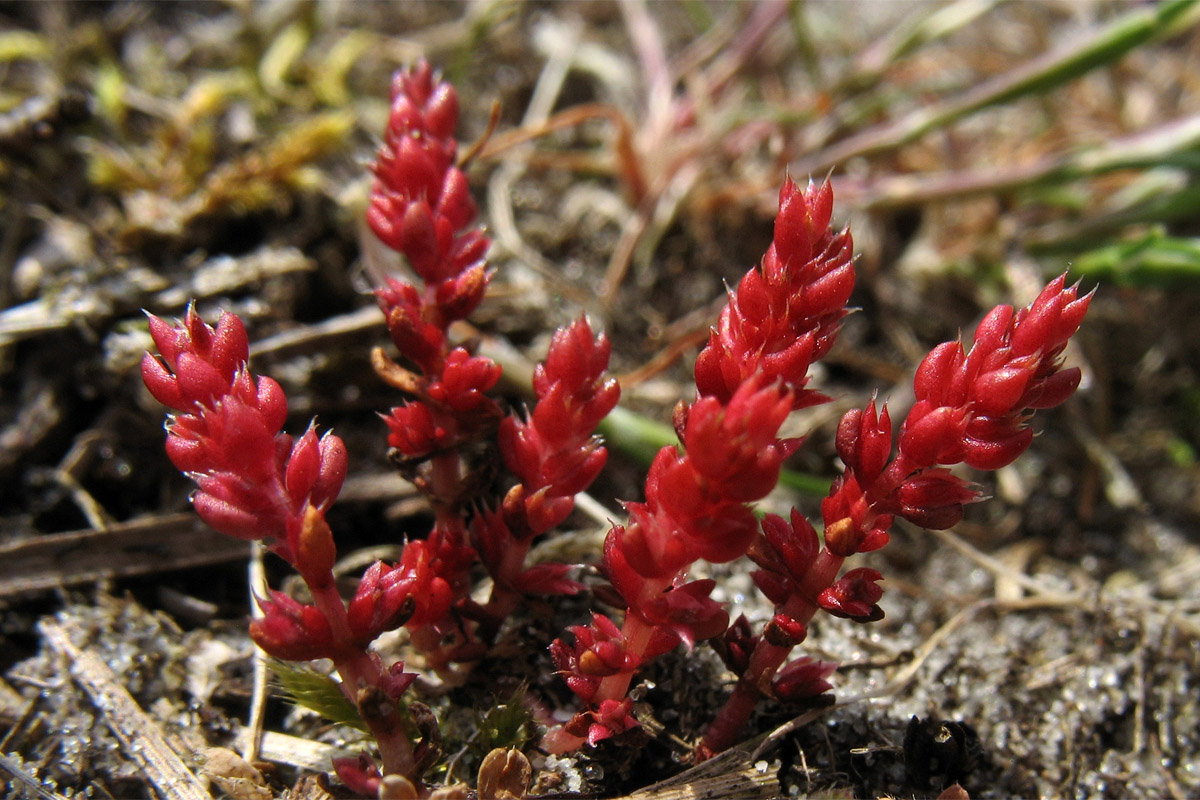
595 405 678 466
799 0 1200 175
1069 230 1200 289
838 113 1200 212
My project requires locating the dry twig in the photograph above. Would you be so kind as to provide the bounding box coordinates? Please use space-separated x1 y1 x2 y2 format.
40 619 212 800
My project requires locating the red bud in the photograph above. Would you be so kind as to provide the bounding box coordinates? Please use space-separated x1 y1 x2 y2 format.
818 568 885 623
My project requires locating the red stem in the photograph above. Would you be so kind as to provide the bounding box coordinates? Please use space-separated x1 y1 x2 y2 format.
700 548 843 755
308 581 417 778
701 640 790 754
596 607 658 704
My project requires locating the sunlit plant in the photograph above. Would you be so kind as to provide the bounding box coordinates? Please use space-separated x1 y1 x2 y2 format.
141 61 1091 797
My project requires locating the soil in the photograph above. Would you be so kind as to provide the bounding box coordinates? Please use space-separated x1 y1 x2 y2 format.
1 3 1198 799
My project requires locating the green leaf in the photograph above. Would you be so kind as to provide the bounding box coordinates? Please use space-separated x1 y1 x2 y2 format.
268 658 370 732
473 685 536 756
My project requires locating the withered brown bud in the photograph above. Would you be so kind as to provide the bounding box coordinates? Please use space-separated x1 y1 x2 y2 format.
477 748 532 800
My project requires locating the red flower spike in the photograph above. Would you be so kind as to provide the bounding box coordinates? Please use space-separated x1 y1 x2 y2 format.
249 590 336 661
495 318 617 542
763 614 807 647
720 615 757 674
892 468 979 529
754 509 820 580
835 272 1091 555
1009 275 1090 359
554 180 867 753
694 179 853 409
332 755 382 799
146 320 350 560
587 699 638 747
142 309 251 412
772 657 837 702
818 568 885 623
770 177 833 270
368 60 491 295
538 319 614 399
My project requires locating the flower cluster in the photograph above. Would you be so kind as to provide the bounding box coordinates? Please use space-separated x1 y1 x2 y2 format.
698 274 1091 756
142 308 424 783
546 175 1092 758
353 64 500 686
141 60 1093 796
365 63 619 673
546 178 857 752
143 62 621 794
694 179 854 410
468 318 620 638
141 309 346 560
368 61 489 336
